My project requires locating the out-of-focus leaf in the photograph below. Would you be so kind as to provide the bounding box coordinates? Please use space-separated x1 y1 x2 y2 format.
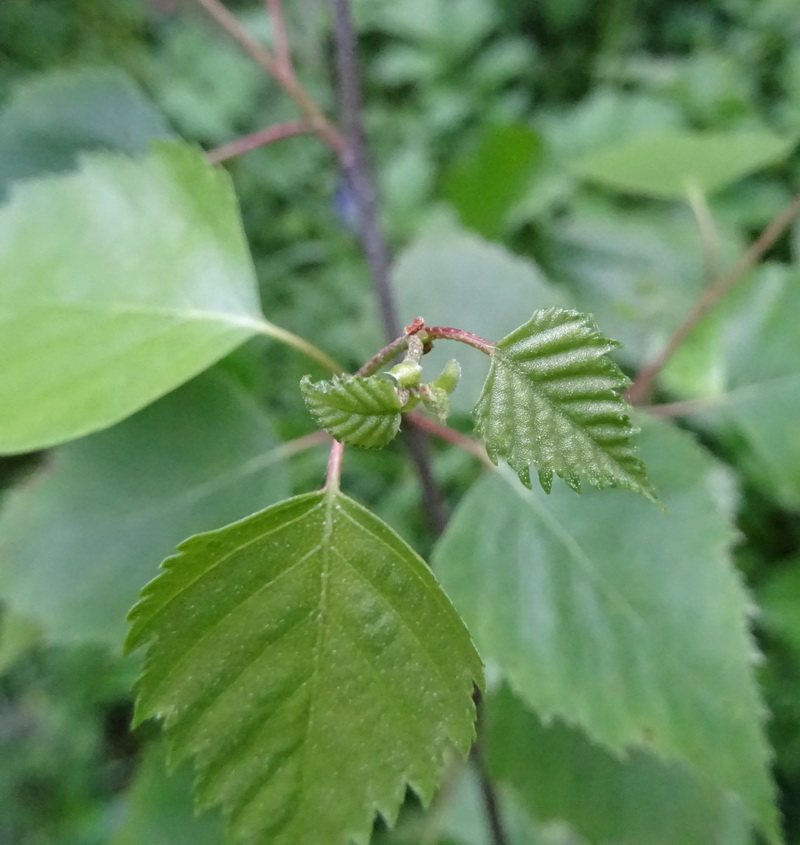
549 206 743 368
444 124 543 239
433 417 779 843
575 130 796 199
0 370 289 647
113 743 224 845
393 224 566 410
667 264 800 510
474 308 655 499
758 559 800 655
0 67 172 193
0 142 267 453
487 685 752 845
127 490 483 845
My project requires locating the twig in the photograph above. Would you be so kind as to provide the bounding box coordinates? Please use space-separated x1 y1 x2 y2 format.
426 326 495 355
408 413 494 468
329 0 448 535
324 438 345 491
472 693 511 845
265 0 292 78
627 191 800 405
207 120 311 164
329 0 400 341
191 0 344 153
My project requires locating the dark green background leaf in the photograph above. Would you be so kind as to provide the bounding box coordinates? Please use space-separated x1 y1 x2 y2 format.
0 369 289 646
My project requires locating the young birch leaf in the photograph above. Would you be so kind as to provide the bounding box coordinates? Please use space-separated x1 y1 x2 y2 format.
474 308 656 501
301 374 402 448
126 490 482 845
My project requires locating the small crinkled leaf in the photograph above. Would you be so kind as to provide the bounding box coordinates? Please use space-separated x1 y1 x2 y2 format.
0 141 266 454
433 417 780 844
474 308 655 500
487 685 752 845
0 369 288 646
126 490 482 845
301 373 403 448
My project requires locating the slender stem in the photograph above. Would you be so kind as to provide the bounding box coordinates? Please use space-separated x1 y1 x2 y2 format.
330 0 400 341
265 0 292 77
408 413 494 468
324 438 344 490
426 326 495 355
472 694 511 845
686 183 721 283
627 190 800 405
207 120 312 164
329 0 448 535
643 397 720 418
256 320 343 374
356 335 409 377
191 0 344 153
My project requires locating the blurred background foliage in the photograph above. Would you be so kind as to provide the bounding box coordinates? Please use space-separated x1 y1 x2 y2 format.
2 0 800 842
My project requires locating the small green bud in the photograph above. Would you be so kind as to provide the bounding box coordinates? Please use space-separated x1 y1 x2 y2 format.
431 359 461 394
387 359 423 388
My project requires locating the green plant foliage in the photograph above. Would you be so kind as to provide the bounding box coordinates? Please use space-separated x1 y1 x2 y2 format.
473 308 655 499
0 141 267 454
0 370 288 646
575 129 797 199
443 123 543 239
433 418 779 842
0 67 172 193
487 685 751 845
393 224 565 410
126 490 483 845
112 743 224 845
301 374 403 449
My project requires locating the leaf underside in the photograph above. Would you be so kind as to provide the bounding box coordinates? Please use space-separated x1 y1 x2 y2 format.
474 307 656 501
126 490 482 845
301 374 402 448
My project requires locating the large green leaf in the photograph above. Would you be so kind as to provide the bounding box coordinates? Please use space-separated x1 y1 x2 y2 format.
0 67 172 193
473 308 655 500
393 224 566 411
487 685 751 845
658 264 800 510
127 489 483 845
0 141 266 454
575 129 796 199
300 373 402 448
0 369 289 647
433 418 779 842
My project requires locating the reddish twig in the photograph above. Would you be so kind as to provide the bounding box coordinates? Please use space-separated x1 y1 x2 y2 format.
408 413 494 468
426 326 495 355
206 120 312 164
627 191 800 405
191 0 344 154
265 0 293 78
